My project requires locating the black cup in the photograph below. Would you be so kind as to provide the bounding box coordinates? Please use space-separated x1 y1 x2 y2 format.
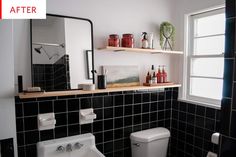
18 75 23 93
97 75 107 89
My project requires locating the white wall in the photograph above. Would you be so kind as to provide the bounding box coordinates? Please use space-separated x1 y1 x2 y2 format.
0 20 17 157
14 0 176 90
13 0 226 90
47 0 176 84
13 20 31 92
32 17 66 64
64 18 93 88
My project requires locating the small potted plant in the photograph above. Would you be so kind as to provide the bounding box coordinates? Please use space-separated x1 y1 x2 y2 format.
160 22 175 50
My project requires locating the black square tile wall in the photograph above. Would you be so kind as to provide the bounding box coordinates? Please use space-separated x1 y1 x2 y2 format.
33 64 54 91
0 138 14 157
32 55 71 92
220 1 236 157
222 59 234 98
170 101 221 157
15 88 174 157
226 0 236 19
225 18 236 58
220 135 236 157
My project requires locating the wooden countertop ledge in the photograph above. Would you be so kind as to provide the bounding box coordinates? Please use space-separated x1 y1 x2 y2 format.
18 84 181 99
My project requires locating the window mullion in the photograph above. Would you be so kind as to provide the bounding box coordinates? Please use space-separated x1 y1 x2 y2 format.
194 33 225 39
190 54 224 58
190 75 223 80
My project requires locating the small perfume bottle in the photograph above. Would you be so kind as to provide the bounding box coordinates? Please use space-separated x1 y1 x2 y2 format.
157 65 162 83
162 65 167 83
152 71 157 83
146 72 151 83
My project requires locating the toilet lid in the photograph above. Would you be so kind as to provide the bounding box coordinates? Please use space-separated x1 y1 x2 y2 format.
130 127 170 142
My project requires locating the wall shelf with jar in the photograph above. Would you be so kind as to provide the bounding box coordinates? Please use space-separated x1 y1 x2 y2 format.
97 46 183 54
99 32 182 54
143 82 175 86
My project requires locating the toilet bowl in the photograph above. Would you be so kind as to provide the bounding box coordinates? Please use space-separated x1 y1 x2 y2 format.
130 127 170 157
37 133 104 157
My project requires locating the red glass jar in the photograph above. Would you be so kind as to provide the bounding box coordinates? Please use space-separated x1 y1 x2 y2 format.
121 34 134 48
108 34 120 47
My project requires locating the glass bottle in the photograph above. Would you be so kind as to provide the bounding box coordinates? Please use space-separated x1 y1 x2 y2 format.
122 34 134 48
162 65 167 83
108 34 120 47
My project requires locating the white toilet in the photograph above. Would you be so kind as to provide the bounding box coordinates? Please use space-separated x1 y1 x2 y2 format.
37 133 104 157
130 127 170 157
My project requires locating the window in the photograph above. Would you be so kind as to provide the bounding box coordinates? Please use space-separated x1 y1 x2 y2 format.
184 7 225 106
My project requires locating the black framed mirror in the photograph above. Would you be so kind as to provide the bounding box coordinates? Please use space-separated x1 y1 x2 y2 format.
30 14 95 91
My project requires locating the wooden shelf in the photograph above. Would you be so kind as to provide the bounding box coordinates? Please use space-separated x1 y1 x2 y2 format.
98 46 183 54
18 84 181 99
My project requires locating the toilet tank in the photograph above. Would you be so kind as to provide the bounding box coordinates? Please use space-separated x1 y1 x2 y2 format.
130 127 170 157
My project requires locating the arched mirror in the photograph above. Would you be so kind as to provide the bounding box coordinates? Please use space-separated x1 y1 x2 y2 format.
31 14 94 91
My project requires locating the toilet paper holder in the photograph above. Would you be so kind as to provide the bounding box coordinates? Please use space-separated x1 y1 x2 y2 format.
211 132 220 145
38 113 56 131
205 133 220 157
207 151 217 157
79 108 97 125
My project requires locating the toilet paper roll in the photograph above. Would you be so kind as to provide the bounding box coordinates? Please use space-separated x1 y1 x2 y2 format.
206 151 217 157
211 133 220 145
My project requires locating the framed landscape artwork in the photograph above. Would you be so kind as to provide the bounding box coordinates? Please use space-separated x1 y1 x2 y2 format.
103 65 140 88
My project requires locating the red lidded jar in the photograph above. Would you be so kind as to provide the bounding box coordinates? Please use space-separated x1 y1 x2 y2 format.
108 34 120 47
122 34 134 48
